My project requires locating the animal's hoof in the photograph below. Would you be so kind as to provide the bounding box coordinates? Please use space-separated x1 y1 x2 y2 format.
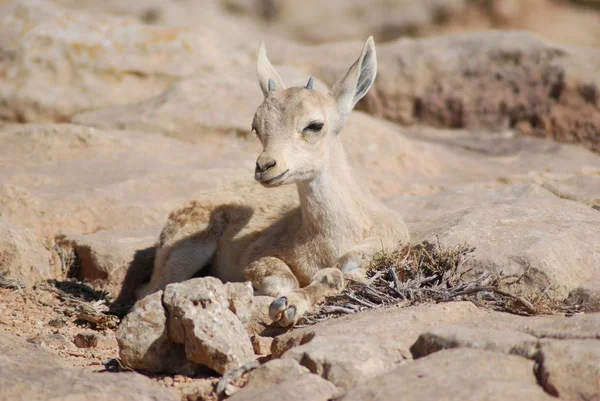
269 296 288 321
268 292 309 328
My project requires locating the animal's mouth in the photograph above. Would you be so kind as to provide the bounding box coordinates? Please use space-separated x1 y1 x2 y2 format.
259 169 289 187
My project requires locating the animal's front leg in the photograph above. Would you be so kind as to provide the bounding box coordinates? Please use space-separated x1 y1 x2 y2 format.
269 267 344 327
268 238 385 327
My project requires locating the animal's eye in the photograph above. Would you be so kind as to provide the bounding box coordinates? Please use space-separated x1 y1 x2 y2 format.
304 122 324 132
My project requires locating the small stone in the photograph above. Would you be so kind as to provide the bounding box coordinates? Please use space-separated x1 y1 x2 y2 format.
48 317 67 328
243 359 310 390
115 291 202 375
250 335 273 356
74 333 99 348
162 278 255 375
229 374 338 401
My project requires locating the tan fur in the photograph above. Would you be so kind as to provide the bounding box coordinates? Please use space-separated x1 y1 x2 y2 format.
137 37 410 327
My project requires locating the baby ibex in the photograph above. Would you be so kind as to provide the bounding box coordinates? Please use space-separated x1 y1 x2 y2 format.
137 37 410 327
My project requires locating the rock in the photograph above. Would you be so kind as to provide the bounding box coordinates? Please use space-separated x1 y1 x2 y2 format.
388 183 554 227
536 339 600 400
0 331 179 401
243 359 310 390
73 332 99 349
339 349 555 401
281 335 408 391
179 300 255 374
410 325 539 359
163 278 255 374
272 302 556 358
224 281 255 326
27 332 72 353
162 277 254 335
564 284 600 312
0 220 56 286
272 31 600 152
533 170 600 209
116 291 202 375
0 0 245 123
250 335 272 356
246 295 275 336
58 227 158 296
375 31 600 152
54 0 264 49
409 185 600 299
73 67 329 142
228 373 338 401
224 0 468 43
74 93 600 202
117 278 255 375
527 312 600 340
0 123 250 238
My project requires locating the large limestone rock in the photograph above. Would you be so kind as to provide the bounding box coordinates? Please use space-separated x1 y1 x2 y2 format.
72 66 329 141
53 0 266 50
338 349 555 401
271 302 556 358
58 227 158 296
0 331 178 401
0 0 246 122
0 123 250 238
407 184 600 298
73 70 600 201
223 0 468 44
281 335 408 391
270 31 600 152
117 277 255 375
0 219 56 286
224 0 600 48
526 312 600 340
536 339 600 400
410 325 539 359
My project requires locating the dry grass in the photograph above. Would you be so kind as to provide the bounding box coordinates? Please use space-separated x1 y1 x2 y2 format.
298 240 569 326
0 269 26 290
36 279 119 330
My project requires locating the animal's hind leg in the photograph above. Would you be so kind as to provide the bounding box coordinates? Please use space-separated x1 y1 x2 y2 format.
244 256 300 297
135 237 217 299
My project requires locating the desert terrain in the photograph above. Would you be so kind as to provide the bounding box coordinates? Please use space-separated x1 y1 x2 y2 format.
1 0 600 400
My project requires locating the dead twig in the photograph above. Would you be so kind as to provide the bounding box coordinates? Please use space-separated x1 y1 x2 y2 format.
298 241 560 326
216 360 260 396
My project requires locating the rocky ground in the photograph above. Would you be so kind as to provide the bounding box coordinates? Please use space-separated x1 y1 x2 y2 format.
1 0 600 400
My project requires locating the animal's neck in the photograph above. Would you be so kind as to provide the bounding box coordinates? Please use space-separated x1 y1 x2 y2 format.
296 139 371 236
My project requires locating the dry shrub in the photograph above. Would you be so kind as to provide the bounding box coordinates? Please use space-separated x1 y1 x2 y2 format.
298 240 571 326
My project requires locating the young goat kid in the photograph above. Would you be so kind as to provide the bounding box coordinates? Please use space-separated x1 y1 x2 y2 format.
137 37 410 327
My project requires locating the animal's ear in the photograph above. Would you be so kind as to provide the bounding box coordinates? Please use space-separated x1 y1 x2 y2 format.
256 41 286 98
330 36 377 120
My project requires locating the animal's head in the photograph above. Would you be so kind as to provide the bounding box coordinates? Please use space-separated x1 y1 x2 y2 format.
252 37 377 187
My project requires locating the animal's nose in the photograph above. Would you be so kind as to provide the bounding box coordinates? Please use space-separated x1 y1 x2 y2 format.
255 158 276 174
